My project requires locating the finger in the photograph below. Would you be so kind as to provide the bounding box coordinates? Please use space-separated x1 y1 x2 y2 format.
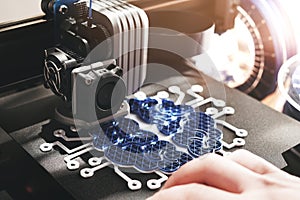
227 149 281 174
162 153 256 193
148 183 238 200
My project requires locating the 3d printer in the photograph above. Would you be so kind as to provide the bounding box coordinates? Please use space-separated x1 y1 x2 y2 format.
1 1 300 200
38 0 238 124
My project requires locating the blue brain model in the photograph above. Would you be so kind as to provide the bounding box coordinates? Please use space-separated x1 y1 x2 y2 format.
92 98 222 174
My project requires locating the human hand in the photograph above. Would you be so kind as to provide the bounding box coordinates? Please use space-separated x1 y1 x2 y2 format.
147 149 300 200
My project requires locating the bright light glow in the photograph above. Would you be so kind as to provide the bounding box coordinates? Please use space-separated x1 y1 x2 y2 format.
281 0 300 50
207 16 256 88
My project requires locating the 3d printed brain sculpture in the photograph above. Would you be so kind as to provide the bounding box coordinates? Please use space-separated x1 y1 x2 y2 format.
92 98 222 174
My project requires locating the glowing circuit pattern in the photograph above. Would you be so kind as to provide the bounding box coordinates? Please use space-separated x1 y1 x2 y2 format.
40 85 248 190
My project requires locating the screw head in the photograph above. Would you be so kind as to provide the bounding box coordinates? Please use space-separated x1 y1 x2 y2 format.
59 5 68 14
85 78 93 85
